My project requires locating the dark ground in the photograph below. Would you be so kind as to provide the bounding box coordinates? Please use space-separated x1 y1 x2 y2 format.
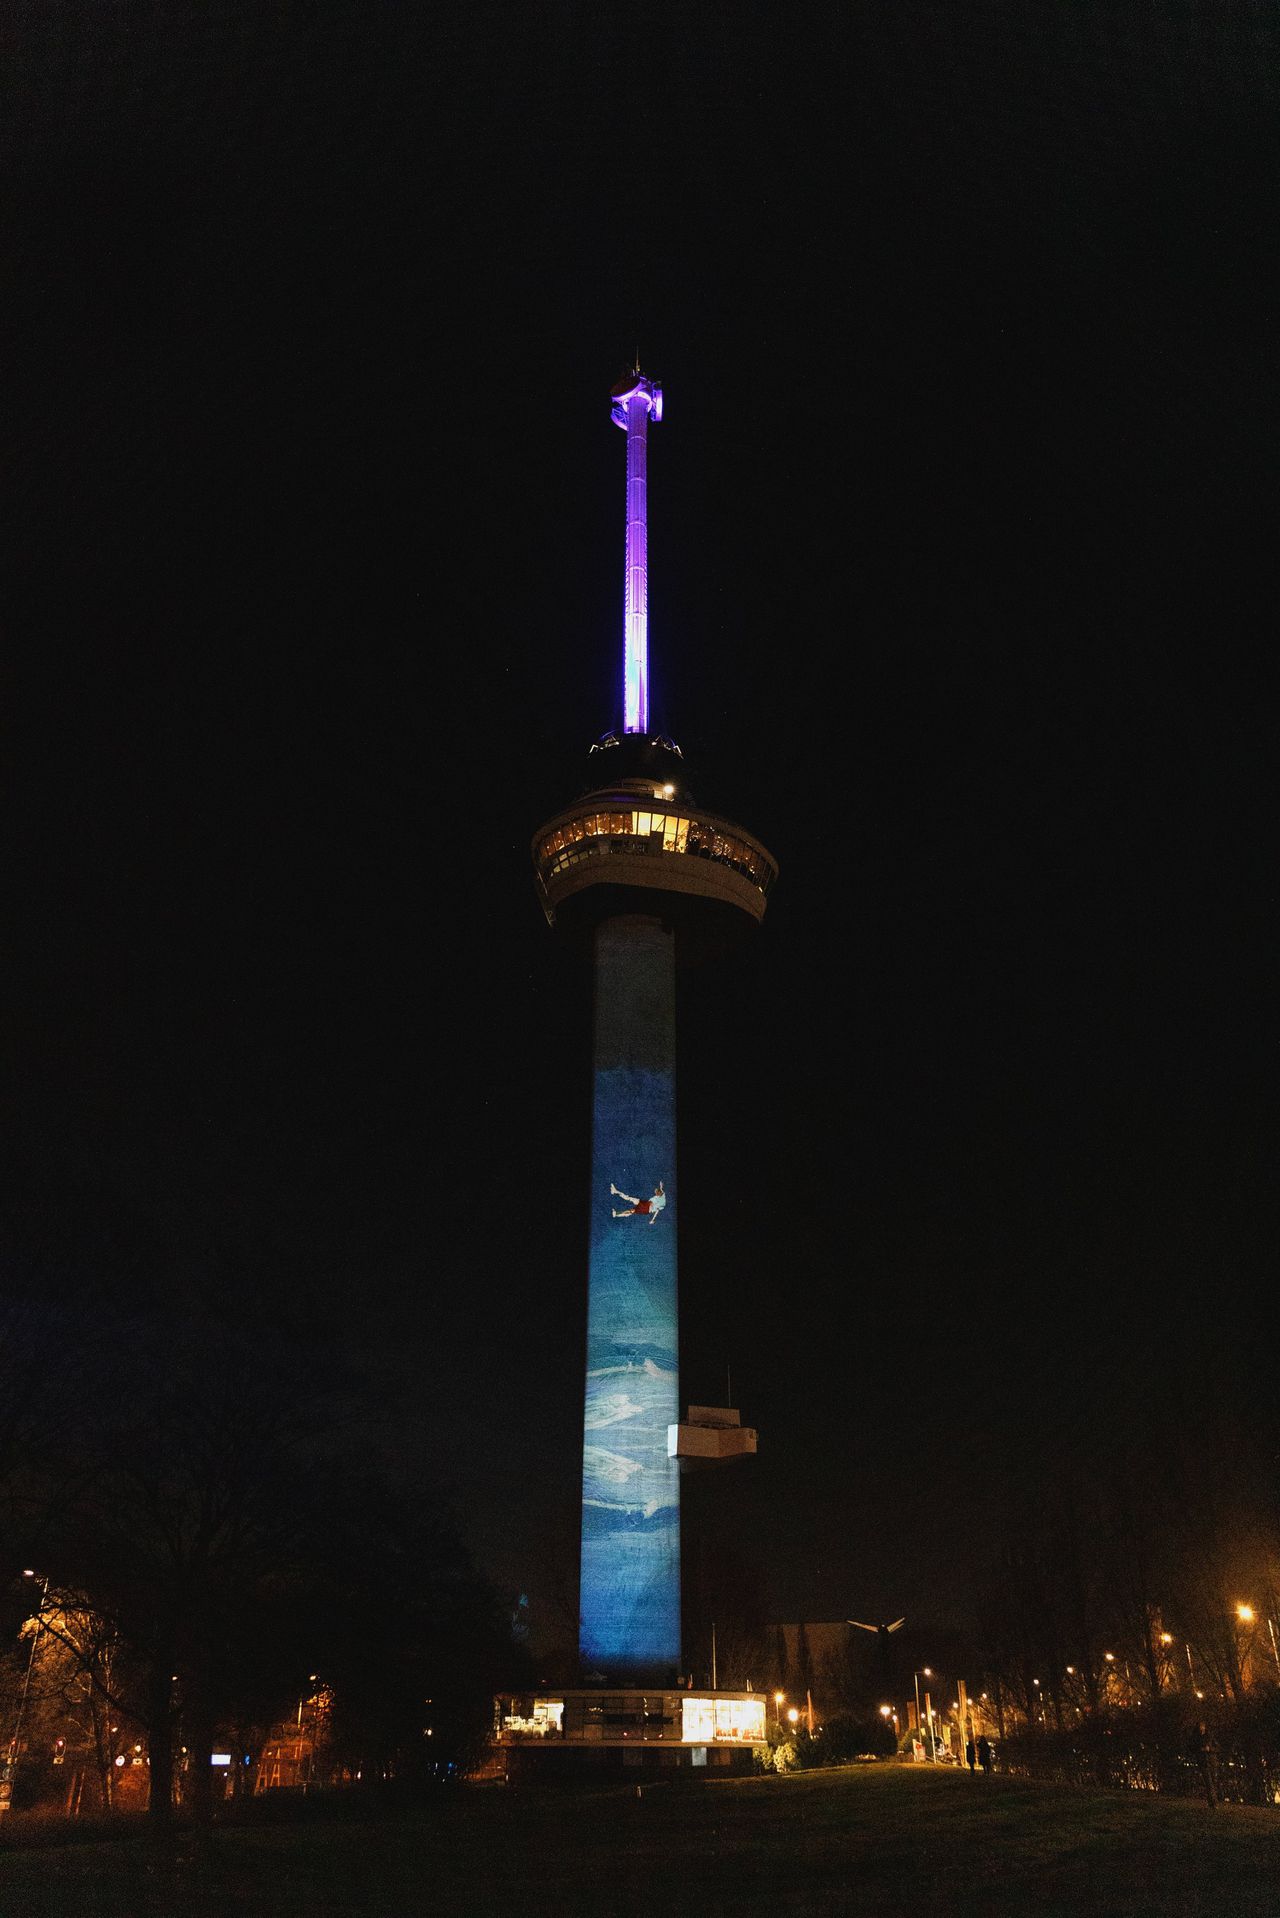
4 1765 1280 1917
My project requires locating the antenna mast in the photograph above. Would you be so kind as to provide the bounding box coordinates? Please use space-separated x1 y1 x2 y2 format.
610 368 663 734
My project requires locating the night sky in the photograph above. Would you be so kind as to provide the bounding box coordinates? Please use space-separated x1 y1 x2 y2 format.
4 6 1274 1655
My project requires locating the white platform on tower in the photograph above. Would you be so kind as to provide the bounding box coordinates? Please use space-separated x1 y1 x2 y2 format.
667 1405 757 1464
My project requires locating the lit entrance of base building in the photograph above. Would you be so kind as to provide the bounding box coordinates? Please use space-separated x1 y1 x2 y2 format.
494 1691 767 1777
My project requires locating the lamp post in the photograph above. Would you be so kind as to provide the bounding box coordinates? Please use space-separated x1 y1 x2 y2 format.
296 1674 320 1789
2 1572 51 1815
1246 1592 1280 1680
773 1691 785 1731
914 1668 936 1761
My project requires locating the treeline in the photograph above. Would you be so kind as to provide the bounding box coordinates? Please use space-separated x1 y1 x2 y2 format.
0 1297 526 1825
966 1323 1280 1800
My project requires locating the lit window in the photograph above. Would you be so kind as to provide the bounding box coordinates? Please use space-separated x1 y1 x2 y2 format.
715 1698 766 1741
680 1696 767 1745
499 1697 565 1739
635 811 651 837
682 1697 715 1743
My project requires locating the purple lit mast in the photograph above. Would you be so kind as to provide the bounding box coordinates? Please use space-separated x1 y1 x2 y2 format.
610 369 663 735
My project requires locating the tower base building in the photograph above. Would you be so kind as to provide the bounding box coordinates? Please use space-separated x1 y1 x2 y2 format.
493 1687 767 1778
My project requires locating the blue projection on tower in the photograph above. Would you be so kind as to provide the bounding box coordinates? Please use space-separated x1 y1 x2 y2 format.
532 365 777 1685
581 916 680 1675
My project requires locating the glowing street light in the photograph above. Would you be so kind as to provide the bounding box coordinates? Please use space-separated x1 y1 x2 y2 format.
786 1707 800 1726
1235 1601 1280 1678
773 1691 785 1729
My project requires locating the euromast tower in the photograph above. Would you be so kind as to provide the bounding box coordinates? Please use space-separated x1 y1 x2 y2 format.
532 368 777 1687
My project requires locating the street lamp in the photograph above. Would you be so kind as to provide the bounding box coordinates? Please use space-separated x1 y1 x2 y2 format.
773 1691 785 1730
1228 1595 1280 1672
1234 1602 1280 1685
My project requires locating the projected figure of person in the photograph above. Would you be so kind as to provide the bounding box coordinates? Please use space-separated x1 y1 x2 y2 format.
610 1180 667 1224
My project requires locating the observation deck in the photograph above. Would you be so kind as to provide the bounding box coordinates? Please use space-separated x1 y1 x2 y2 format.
533 735 777 950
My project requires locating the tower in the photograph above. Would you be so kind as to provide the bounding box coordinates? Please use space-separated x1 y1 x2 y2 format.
532 368 778 1686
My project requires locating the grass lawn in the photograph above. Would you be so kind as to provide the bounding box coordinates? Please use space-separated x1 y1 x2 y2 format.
4 1764 1280 1916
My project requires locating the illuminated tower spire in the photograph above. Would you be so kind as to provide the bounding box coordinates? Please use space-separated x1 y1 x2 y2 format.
610 368 662 734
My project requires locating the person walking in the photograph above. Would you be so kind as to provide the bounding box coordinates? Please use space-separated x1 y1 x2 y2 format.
976 1734 992 1776
965 1737 977 1774
1187 1722 1220 1807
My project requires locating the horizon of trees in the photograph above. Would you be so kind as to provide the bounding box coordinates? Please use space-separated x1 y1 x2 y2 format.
0 1295 529 1825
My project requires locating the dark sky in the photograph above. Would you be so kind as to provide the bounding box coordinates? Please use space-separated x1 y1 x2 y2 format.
3 5 1274 1651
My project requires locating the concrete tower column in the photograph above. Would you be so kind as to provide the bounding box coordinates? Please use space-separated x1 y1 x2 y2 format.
580 914 680 1680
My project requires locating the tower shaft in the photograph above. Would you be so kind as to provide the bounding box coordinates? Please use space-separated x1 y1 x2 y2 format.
580 915 680 1681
